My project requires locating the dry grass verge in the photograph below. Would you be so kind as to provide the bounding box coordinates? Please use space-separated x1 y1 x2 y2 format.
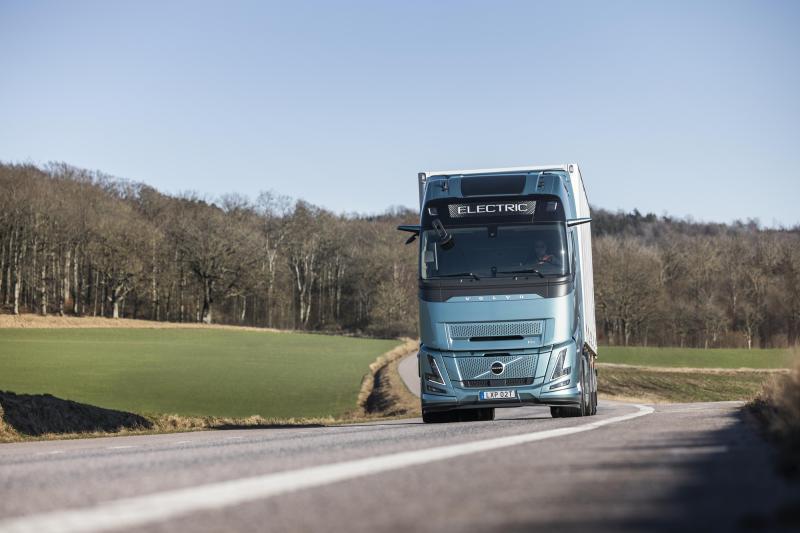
749 352 800 478
356 338 420 418
0 404 19 442
0 406 340 443
598 362 791 374
0 392 409 443
0 313 286 332
0 390 337 443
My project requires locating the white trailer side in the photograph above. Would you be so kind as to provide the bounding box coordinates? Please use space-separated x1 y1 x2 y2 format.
566 164 598 356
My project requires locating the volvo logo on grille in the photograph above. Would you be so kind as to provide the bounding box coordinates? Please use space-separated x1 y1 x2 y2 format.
490 361 505 375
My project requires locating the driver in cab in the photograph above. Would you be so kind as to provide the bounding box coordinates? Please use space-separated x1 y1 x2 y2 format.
533 239 562 267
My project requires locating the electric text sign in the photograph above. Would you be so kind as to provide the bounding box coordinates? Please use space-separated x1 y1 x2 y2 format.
448 201 536 218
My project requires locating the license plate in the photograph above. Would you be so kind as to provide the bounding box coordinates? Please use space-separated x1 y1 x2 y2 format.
479 390 517 400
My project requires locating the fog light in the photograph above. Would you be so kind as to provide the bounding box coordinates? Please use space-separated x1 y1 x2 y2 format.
426 384 447 394
549 379 570 390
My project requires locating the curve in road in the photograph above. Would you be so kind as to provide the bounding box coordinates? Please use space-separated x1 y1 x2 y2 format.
1 360 798 532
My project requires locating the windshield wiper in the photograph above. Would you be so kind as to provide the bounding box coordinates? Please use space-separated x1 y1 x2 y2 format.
497 268 544 278
435 272 481 280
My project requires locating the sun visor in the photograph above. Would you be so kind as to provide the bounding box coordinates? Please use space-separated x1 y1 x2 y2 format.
459 174 526 196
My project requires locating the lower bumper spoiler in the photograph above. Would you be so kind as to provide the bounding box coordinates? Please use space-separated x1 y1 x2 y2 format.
422 385 582 412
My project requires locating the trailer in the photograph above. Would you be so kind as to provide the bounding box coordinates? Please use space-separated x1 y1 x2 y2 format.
398 164 598 422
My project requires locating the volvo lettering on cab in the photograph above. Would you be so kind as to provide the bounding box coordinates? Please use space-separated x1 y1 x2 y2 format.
399 164 598 423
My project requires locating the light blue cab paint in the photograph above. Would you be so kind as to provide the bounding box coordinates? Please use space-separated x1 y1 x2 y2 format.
401 165 599 422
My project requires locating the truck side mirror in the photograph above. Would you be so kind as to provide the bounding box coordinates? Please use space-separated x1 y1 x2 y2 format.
397 224 421 245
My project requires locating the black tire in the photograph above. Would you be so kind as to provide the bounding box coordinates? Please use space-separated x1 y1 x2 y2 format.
476 408 495 421
591 368 598 415
550 406 563 418
457 410 478 422
455 408 495 422
560 357 589 417
422 410 455 423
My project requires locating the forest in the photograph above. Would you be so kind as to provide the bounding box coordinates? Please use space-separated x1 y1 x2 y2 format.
1 162 798 348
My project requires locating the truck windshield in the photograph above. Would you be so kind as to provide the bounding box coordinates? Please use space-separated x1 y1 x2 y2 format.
420 222 569 280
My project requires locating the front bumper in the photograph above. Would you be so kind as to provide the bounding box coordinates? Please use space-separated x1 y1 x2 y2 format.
421 384 582 412
419 341 582 413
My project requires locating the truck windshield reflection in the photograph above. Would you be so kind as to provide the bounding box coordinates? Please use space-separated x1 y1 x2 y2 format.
421 222 569 279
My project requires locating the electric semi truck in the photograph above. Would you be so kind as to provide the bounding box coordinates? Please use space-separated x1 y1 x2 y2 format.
398 164 598 423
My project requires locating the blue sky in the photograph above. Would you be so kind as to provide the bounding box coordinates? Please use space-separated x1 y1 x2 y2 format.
1 1 798 226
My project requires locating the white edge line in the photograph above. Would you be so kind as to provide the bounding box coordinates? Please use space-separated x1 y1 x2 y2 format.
0 405 653 533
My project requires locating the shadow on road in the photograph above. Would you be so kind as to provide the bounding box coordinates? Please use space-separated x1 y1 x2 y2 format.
508 408 800 532
0 390 152 436
624 409 799 531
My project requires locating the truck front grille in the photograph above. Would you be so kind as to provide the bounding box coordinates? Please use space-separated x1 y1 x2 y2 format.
462 377 534 388
455 354 537 380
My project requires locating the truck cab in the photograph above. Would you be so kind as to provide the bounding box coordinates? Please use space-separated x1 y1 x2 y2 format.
399 164 598 423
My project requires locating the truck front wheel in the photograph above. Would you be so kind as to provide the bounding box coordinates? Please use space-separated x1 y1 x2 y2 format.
555 357 591 417
422 408 495 423
422 410 454 423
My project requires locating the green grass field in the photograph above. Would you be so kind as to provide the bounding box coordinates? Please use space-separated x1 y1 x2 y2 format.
598 366 771 402
0 329 400 419
599 346 796 369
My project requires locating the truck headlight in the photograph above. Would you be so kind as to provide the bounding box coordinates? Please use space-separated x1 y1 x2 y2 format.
551 348 571 380
425 354 445 385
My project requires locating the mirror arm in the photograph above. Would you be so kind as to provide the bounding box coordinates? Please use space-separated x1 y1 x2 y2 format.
397 224 420 245
567 218 592 227
397 224 421 235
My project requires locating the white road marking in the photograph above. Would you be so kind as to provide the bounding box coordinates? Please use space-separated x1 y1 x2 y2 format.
35 451 64 456
224 436 243 440
106 446 136 450
0 405 653 533
173 441 191 445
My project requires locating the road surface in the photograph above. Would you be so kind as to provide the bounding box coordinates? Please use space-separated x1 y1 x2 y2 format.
1 361 798 532
397 350 420 397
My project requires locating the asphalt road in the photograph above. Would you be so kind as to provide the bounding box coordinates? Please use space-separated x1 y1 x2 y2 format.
397 351 420 397
1 362 798 532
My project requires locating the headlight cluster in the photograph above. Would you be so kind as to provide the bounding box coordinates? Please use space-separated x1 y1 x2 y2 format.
550 348 571 380
425 354 445 385
548 348 572 390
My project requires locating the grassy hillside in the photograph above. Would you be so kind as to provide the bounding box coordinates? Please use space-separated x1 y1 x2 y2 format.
599 346 794 369
0 329 400 419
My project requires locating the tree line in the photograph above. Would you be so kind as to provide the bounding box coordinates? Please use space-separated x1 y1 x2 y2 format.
592 210 800 349
1 162 798 348
0 163 418 337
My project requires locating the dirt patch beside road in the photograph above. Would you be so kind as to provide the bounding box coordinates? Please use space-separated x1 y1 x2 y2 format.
358 338 420 418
